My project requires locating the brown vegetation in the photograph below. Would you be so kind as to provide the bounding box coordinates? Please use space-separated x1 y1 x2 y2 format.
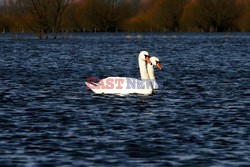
14 0 71 39
0 0 249 37
182 0 244 32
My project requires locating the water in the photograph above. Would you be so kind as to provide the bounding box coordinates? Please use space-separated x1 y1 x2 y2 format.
0 33 249 166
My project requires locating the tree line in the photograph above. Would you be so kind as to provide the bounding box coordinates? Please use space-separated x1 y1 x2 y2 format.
0 0 250 38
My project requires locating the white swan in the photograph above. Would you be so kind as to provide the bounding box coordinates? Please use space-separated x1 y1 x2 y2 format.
86 51 161 95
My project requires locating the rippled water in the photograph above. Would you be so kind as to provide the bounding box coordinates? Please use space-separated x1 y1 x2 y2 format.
0 33 249 166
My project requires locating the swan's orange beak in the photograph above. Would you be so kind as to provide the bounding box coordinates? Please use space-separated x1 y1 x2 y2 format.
157 62 162 70
145 56 152 65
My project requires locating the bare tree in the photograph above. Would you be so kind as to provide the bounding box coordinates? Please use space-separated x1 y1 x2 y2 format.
192 0 243 32
51 0 71 38
83 0 126 32
15 0 71 39
153 0 187 32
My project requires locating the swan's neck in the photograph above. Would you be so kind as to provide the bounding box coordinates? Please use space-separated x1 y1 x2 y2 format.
147 64 155 80
147 63 159 89
138 57 150 80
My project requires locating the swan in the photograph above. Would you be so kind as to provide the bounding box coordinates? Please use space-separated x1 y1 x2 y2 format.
85 51 162 95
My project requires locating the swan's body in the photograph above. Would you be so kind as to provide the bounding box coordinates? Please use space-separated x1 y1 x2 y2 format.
86 51 161 95
86 77 153 95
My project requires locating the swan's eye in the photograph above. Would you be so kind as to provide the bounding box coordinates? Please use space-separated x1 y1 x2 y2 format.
144 55 150 58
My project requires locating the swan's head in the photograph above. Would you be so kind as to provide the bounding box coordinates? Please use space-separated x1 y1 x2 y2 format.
139 51 152 65
150 57 162 70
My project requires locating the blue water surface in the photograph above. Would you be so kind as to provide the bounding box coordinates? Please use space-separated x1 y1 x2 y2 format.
0 33 249 166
